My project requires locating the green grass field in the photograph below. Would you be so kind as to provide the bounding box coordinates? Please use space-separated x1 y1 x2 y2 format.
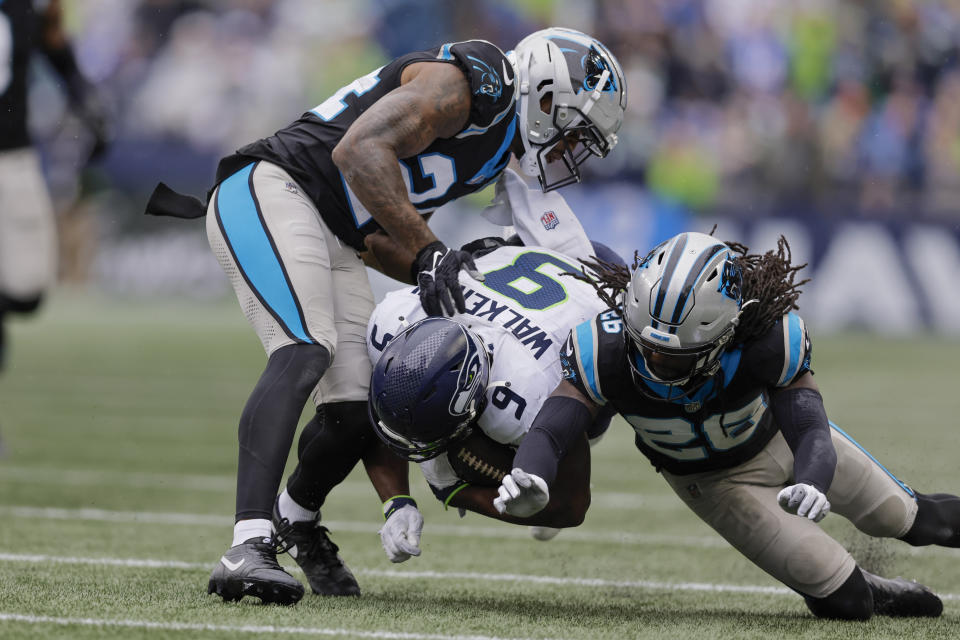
1 291 958 639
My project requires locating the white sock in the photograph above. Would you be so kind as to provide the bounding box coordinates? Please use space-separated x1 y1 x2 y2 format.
278 489 319 524
232 518 272 547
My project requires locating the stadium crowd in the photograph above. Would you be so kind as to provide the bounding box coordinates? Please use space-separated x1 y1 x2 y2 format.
43 0 960 226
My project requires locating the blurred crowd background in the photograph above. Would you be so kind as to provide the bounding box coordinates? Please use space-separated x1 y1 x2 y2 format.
22 0 960 332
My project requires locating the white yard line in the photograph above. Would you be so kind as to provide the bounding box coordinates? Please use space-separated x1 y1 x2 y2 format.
0 467 680 509
0 551 957 602
7 504 960 558
0 613 552 640
0 505 726 548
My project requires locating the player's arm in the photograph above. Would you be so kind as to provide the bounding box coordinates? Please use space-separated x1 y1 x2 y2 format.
770 371 836 522
38 0 109 158
449 429 591 527
763 315 836 522
494 380 600 517
334 64 465 243
362 436 425 564
335 62 482 313
361 221 432 284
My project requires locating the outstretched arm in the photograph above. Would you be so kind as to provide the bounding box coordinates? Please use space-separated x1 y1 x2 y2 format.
449 430 591 527
771 372 836 522
494 381 600 518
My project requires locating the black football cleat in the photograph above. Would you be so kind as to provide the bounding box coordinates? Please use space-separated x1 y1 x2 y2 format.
863 571 943 617
273 499 360 596
207 536 305 605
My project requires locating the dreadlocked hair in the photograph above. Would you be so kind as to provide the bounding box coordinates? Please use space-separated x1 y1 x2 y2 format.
562 233 809 346
726 235 809 344
561 251 637 314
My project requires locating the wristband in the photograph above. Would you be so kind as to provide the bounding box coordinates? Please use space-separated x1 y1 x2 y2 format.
382 495 418 520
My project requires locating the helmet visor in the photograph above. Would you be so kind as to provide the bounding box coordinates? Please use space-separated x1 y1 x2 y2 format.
533 107 613 191
638 345 700 382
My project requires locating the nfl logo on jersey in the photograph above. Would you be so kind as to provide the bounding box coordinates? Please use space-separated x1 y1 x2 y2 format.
540 210 559 230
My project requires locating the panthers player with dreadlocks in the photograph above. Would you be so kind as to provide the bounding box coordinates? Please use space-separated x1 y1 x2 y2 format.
144 29 626 605
495 231 960 620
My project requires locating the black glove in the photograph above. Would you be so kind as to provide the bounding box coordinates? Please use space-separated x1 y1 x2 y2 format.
412 241 484 317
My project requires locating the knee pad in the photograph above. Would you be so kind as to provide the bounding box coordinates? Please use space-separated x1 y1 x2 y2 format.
296 401 374 461
853 494 913 538
268 343 331 394
287 401 372 510
804 567 873 620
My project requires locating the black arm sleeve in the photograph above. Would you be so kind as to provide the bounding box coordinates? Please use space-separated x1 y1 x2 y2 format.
512 396 593 486
770 387 836 493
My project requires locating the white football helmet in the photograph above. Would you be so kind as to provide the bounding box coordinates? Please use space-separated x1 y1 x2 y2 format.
509 28 627 192
621 232 743 401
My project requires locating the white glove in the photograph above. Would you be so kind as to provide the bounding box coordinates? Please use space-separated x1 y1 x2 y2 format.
379 504 423 563
777 483 831 523
493 468 550 517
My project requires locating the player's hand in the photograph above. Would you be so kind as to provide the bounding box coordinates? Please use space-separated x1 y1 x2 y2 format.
777 483 831 522
379 503 423 563
493 468 549 517
413 240 484 317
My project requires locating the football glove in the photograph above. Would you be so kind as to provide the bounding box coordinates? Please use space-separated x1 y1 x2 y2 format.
413 241 484 317
777 483 831 522
379 497 423 563
493 468 549 518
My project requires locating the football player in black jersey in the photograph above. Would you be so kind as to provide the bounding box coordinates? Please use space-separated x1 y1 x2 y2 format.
495 231 960 620
0 0 108 443
147 28 628 605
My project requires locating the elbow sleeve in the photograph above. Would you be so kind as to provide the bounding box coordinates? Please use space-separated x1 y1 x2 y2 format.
771 387 836 492
513 396 593 486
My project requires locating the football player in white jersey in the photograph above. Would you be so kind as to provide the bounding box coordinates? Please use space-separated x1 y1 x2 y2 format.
365 239 620 562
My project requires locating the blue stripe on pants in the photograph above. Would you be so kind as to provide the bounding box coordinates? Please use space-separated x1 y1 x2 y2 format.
215 163 314 344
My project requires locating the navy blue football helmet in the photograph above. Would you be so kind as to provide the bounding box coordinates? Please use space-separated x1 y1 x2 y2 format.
369 317 490 461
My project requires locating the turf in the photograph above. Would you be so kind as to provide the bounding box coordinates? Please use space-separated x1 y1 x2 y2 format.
0 291 958 639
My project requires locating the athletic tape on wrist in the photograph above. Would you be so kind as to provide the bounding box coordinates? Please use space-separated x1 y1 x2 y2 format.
383 495 418 520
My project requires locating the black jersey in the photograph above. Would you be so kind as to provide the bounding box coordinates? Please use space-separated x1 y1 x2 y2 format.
561 309 812 475
219 40 517 251
0 0 39 151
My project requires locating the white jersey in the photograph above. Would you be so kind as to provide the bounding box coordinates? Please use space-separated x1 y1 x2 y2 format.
367 244 608 491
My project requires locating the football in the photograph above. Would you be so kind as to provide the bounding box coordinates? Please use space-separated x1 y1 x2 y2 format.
447 429 517 486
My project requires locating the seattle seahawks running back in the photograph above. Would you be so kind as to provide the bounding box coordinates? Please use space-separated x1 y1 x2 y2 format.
365 241 617 561
496 231 960 621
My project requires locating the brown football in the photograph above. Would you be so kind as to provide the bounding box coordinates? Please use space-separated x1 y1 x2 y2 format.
447 429 517 486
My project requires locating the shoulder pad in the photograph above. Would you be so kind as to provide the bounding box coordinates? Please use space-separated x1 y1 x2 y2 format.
438 40 517 132
560 311 624 406
744 312 812 387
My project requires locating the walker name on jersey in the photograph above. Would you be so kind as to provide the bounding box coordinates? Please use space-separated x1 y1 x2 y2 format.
370 285 557 361
459 286 554 359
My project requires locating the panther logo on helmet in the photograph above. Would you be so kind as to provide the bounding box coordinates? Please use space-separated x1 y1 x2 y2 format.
620 232 743 402
509 28 627 192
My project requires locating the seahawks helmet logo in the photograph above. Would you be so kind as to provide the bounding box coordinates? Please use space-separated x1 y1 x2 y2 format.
450 347 484 416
